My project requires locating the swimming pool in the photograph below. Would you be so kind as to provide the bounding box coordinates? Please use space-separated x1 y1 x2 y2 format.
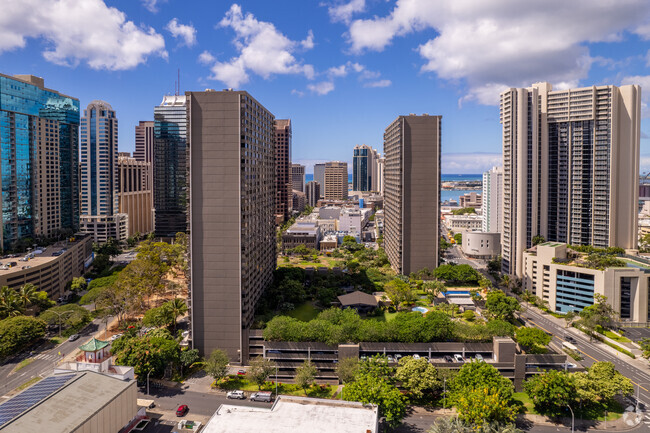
412 306 428 313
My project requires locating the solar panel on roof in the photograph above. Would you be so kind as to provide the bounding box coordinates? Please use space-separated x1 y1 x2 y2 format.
0 374 76 427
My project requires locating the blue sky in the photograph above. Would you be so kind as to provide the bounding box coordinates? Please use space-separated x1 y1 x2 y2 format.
2 0 650 174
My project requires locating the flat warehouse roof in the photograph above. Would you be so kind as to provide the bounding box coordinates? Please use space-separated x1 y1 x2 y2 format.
203 396 378 433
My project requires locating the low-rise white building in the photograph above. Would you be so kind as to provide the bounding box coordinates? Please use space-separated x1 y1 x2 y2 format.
202 396 378 433
462 231 500 259
522 242 650 322
446 214 483 231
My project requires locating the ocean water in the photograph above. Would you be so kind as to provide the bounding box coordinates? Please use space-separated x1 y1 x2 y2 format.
304 173 482 203
304 173 483 182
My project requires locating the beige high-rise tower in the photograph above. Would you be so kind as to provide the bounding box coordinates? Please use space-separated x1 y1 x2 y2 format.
500 82 641 276
383 114 441 275
324 161 348 200
188 89 276 361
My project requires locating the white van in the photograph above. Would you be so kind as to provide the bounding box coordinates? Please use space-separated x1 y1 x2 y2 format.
250 391 273 402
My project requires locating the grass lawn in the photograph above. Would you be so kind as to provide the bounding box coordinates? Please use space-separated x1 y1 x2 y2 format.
367 310 398 322
512 392 537 414
12 358 34 373
50 337 64 345
597 327 631 343
512 392 623 421
214 376 337 398
286 302 320 322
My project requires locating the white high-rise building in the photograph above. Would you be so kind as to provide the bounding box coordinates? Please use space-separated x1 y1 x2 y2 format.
377 157 385 196
80 100 127 242
500 82 640 276
482 166 503 233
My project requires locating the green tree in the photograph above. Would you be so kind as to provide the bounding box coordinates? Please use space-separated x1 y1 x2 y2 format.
573 362 633 408
142 305 174 328
70 277 87 292
395 356 440 398
456 387 518 425
358 355 395 381
532 235 545 246
523 370 576 416
344 373 407 429
0 286 22 319
478 277 491 291
336 357 359 384
165 298 188 330
454 233 462 244
39 304 90 334
515 327 551 352
641 338 650 358
424 280 445 304
249 357 276 390
17 283 40 310
179 348 200 376
486 320 516 337
0 315 46 358
113 335 180 377
578 294 617 338
563 311 577 328
485 290 520 321
204 349 230 383
295 360 318 394
499 275 511 291
449 361 513 404
487 256 502 274
180 348 200 369
384 278 414 306
94 238 122 257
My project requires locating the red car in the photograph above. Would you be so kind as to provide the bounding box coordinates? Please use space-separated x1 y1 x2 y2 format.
237 369 246 376
176 405 189 417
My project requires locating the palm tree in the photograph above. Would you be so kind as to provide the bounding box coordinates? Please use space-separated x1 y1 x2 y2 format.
165 298 188 330
0 286 22 319
17 283 39 309
500 274 511 291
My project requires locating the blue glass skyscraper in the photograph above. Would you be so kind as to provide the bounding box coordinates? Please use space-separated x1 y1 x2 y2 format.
0 73 80 251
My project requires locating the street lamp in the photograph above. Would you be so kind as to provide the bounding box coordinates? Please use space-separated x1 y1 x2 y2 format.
635 382 650 411
567 404 574 433
49 310 74 337
147 370 152 395
443 378 447 409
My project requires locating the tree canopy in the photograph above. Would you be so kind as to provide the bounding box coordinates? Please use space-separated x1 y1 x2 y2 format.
485 290 521 321
395 356 440 398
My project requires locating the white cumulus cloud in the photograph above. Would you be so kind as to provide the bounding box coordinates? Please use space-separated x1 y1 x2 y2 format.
308 81 335 95
205 4 315 88
364 79 392 88
345 0 650 105
327 0 366 23
142 0 165 13
198 51 216 65
0 0 167 70
166 18 197 47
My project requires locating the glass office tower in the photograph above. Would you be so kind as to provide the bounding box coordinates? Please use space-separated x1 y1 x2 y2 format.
153 95 188 237
0 73 80 251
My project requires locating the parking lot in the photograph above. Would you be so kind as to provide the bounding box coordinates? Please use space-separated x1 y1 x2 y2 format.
619 326 650 343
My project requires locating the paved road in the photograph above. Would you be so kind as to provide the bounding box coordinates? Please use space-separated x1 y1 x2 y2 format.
138 387 272 416
0 318 106 397
521 307 650 407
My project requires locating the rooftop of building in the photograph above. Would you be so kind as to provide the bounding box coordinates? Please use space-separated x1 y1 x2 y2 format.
0 73 78 101
526 242 649 271
0 233 91 276
203 396 378 433
0 371 134 432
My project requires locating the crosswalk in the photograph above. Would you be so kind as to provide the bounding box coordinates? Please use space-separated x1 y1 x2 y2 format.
33 353 60 361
